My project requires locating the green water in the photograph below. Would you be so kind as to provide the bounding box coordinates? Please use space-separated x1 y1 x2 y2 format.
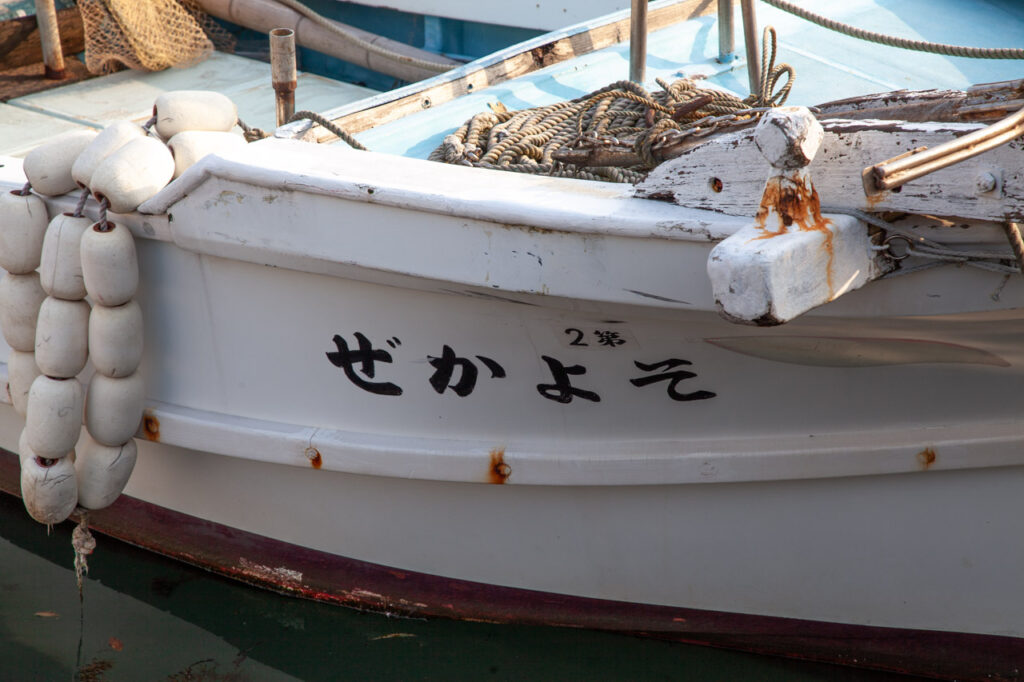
0 493 917 681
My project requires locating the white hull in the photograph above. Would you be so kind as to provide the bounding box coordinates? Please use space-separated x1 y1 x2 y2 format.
3 142 1023 644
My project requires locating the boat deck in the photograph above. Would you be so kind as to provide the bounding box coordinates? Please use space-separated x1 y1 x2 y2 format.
0 51 378 157
352 0 1024 158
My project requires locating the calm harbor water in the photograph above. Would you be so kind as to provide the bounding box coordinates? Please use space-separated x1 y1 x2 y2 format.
0 493 918 681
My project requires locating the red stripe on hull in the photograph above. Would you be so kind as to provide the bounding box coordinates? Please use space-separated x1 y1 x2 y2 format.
0 450 1019 680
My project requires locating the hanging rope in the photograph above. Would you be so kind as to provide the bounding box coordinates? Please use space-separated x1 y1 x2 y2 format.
762 0 1024 60
238 111 368 149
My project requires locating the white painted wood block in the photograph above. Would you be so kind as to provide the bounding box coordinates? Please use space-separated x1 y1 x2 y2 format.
707 212 888 325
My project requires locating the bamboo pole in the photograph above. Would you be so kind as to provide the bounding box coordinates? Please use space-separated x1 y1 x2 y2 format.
195 0 459 83
34 0 65 79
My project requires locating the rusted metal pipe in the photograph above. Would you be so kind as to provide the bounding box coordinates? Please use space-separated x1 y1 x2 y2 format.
629 0 648 84
270 28 297 127
34 0 65 79
739 0 760 95
863 104 1024 194
718 0 735 63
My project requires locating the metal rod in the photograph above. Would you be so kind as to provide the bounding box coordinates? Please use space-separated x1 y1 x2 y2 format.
864 104 1024 194
629 0 648 84
270 28 297 127
739 0 760 95
717 0 735 62
34 0 65 79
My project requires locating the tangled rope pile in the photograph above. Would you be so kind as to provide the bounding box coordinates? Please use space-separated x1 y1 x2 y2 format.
429 28 792 183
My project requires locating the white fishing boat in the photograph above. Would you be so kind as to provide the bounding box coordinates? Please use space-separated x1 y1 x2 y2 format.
2 0 1024 678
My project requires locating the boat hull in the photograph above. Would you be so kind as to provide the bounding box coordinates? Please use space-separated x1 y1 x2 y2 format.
1 446 1021 680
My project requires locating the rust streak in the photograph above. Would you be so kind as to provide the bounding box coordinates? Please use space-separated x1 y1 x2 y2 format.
308 448 322 470
917 447 937 470
142 412 159 442
488 448 510 484
753 176 835 294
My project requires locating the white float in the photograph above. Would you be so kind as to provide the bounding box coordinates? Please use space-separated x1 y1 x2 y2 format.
0 273 47 352
88 300 143 378
84 372 144 447
39 213 92 300
7 349 41 418
71 121 146 189
20 453 77 525
89 136 174 214
74 435 137 510
167 130 246 179
153 90 238 139
22 129 98 197
34 297 90 378
25 375 84 459
79 222 138 306
17 428 36 465
0 190 48 274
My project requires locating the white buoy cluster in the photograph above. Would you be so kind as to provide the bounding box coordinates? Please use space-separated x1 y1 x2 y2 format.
1 90 242 526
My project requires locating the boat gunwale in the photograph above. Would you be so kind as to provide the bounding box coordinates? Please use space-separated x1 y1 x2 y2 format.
275 0 718 143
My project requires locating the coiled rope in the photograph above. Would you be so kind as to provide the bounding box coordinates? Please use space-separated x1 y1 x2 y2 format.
430 28 792 183
762 0 1024 59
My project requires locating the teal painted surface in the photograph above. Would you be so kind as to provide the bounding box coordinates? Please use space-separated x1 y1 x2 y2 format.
355 0 1024 159
230 0 540 93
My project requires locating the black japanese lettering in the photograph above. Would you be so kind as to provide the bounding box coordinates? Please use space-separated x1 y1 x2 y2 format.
629 359 715 401
428 345 506 397
537 356 600 403
326 333 403 396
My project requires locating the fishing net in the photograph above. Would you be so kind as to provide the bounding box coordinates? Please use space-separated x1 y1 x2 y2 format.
78 0 235 74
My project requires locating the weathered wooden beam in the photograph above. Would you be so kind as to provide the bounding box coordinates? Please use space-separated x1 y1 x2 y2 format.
636 118 1024 222
815 78 1024 124
291 0 717 143
0 7 84 71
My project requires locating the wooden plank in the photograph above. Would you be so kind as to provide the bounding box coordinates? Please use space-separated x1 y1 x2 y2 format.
0 55 92 102
636 119 1024 222
815 79 1024 124
0 7 85 70
286 0 715 143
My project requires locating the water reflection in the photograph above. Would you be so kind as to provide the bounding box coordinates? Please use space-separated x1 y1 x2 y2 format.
0 493 912 680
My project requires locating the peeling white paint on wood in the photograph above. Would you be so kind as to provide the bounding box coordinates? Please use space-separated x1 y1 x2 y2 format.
638 119 1024 222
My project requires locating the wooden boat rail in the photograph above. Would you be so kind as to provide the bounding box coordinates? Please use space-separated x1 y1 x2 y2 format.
278 0 718 144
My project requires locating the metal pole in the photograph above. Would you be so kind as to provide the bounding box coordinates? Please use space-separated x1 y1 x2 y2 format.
270 28 297 127
629 0 647 84
717 0 735 63
739 0 760 96
34 0 65 79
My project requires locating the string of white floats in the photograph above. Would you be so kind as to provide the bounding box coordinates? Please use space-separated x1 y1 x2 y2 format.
0 90 244 526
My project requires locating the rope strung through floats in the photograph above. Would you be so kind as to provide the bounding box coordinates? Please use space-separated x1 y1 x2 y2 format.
429 27 792 183
762 0 1024 59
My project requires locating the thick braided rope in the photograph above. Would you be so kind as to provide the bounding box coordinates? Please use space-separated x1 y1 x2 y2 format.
429 76 764 182
763 0 1024 59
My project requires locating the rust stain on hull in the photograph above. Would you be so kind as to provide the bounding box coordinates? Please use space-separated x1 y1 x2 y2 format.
142 412 159 442
306 447 322 469
917 448 937 470
488 448 510 484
